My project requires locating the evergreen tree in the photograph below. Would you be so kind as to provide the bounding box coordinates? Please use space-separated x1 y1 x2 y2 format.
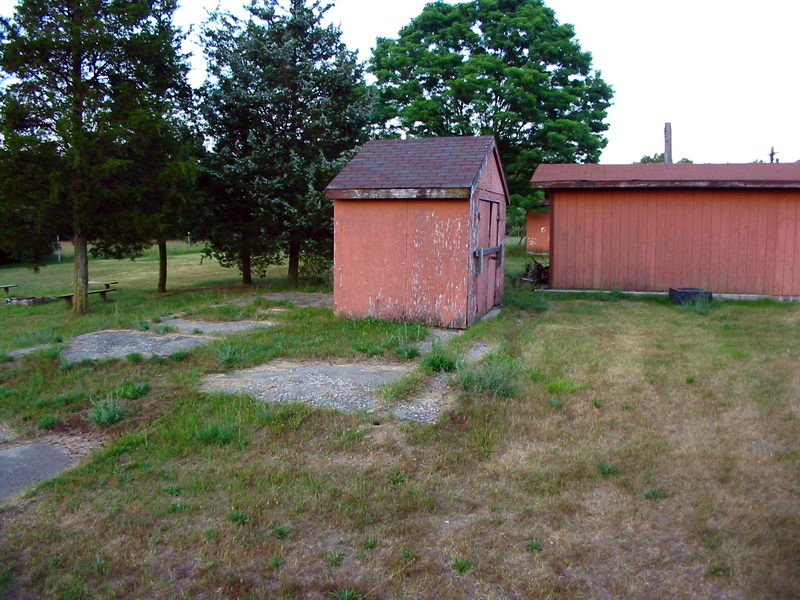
0 0 191 311
371 0 613 209
200 0 372 285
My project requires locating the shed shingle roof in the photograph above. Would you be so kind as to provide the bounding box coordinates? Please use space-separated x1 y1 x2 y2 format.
531 163 800 190
327 136 496 191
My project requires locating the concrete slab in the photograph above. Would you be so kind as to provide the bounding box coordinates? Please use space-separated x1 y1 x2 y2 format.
202 360 414 413
62 329 213 362
0 442 76 501
162 318 274 335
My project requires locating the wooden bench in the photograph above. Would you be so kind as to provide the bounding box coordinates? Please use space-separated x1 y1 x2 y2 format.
88 280 119 289
57 288 118 307
1 284 18 294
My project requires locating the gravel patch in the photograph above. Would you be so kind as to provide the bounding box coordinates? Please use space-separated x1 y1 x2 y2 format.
201 359 414 413
0 422 18 443
418 328 462 353
161 317 274 335
62 329 214 362
384 373 456 424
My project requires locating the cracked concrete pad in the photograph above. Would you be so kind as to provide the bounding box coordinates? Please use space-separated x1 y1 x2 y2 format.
62 329 213 362
202 360 414 413
0 442 76 501
162 318 274 335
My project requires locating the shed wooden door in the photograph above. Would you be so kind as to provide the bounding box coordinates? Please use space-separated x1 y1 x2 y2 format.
476 198 501 316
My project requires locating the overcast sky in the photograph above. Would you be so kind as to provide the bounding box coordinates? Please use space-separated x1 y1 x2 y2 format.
1 0 798 164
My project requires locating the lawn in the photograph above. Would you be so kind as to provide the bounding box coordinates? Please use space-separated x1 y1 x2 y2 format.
0 242 798 599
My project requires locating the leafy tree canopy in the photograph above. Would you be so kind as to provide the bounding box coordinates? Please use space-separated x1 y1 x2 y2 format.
638 152 693 164
370 0 613 209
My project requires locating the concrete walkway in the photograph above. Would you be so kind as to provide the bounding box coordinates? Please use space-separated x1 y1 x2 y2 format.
0 442 76 501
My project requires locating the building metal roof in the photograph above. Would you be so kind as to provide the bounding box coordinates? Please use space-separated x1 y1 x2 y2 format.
326 136 506 199
531 163 800 190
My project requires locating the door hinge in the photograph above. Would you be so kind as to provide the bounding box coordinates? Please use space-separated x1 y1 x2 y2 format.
473 244 504 275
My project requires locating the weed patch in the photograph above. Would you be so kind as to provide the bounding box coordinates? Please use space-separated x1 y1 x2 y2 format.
88 397 128 426
115 381 150 400
458 352 520 397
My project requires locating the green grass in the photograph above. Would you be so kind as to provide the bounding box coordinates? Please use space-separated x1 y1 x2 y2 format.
0 245 798 599
419 344 458 374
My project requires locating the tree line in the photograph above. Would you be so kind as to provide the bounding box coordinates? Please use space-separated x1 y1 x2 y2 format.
0 0 612 313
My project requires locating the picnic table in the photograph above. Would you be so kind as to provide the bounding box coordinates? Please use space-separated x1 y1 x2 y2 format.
1 284 18 294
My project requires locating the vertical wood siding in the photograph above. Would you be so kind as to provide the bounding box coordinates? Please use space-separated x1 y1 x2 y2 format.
526 212 550 252
551 189 800 296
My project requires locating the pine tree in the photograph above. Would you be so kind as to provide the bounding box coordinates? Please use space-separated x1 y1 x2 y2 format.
200 0 372 285
0 0 191 311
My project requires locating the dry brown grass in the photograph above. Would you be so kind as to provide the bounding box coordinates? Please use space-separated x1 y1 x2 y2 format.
1 295 799 599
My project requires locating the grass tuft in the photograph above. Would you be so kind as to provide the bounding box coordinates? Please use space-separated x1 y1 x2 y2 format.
88 396 127 426
644 488 668 500
546 377 583 394
420 344 458 374
115 380 150 400
458 352 520 397
37 414 59 430
596 463 620 476
453 556 473 574
329 590 363 600
226 510 248 524
196 423 236 447
271 524 291 539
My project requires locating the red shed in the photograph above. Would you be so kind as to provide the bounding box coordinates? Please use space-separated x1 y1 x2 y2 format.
326 136 509 328
531 163 800 297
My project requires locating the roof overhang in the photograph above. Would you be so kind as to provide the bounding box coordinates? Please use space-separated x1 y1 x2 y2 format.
532 181 800 191
326 187 471 200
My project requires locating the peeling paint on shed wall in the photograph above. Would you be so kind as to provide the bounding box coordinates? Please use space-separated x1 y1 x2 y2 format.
333 199 470 328
551 189 800 295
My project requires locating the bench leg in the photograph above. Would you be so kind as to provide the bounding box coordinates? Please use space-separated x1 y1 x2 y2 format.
99 291 107 301
61 296 73 307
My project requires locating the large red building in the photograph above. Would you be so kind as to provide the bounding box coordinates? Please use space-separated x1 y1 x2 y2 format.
532 163 800 297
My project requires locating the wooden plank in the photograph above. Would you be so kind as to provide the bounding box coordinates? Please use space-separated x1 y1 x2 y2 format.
327 187 470 200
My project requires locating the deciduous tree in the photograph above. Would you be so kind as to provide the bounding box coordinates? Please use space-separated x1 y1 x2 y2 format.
371 0 613 207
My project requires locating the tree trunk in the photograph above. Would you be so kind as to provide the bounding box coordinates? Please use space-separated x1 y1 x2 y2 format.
72 231 90 314
240 241 253 285
157 238 168 293
287 237 300 286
